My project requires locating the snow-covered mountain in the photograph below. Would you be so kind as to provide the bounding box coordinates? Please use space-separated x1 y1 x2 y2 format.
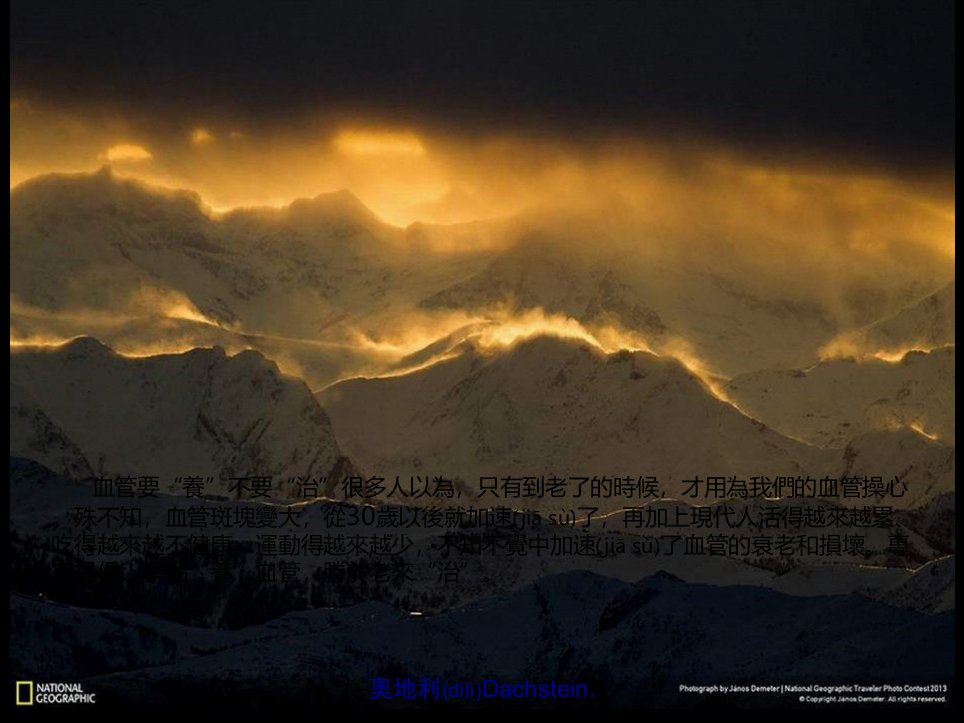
867 280 954 348
321 334 954 510
880 555 955 614
9 169 955 692
820 281 955 359
895 492 955 554
10 169 493 385
12 571 953 708
11 167 953 392
12 456 951 625
10 337 350 495
725 347 955 447
320 335 826 499
830 430 955 509
419 237 842 377
10 311 381 390
422 238 672 342
10 168 395 329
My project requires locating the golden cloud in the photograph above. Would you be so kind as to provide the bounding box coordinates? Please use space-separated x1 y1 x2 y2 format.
102 143 153 162
191 128 214 145
333 129 426 156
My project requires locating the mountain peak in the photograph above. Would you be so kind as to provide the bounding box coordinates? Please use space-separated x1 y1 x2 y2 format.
60 336 114 359
284 189 384 226
484 331 602 359
11 168 206 222
11 337 347 496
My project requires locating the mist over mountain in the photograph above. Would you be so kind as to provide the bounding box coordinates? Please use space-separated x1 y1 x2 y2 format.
320 335 821 492
727 347 954 447
10 169 489 339
7 170 956 704
819 282 955 360
11 170 953 386
9 171 956 508
420 235 844 377
9 0 956 709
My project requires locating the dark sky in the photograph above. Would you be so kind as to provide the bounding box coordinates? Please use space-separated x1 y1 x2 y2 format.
10 0 955 169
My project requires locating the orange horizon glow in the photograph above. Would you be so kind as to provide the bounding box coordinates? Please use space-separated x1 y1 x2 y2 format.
9 101 956 243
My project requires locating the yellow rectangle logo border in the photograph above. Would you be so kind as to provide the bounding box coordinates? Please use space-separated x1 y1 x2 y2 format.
15 681 34 706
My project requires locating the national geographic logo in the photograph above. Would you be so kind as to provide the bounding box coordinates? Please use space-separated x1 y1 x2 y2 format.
14 681 96 706
15 681 32 706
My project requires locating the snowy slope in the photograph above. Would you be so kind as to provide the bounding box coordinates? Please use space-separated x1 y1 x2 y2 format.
10 169 395 332
895 492 955 554
10 169 492 374
10 383 94 480
10 311 380 389
319 335 826 500
10 591 399 680
725 347 954 447
321 335 955 510
828 430 955 509
11 169 216 316
822 281 955 358
864 281 954 349
880 556 955 613
10 338 349 495
420 238 841 377
15 572 951 708
13 457 949 620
